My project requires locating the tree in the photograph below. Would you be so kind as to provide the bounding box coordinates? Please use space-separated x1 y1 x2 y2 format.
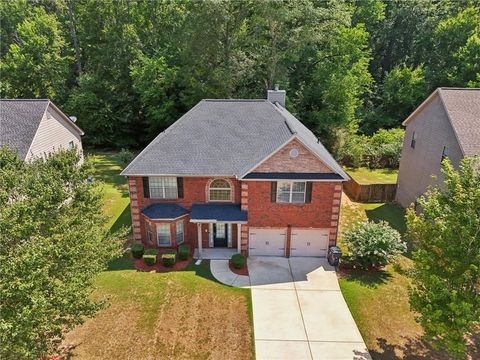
343 220 406 268
406 156 480 358
0 5 70 100
298 24 373 149
0 147 126 359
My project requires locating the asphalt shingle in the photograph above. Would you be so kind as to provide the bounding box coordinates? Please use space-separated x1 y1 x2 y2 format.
141 203 189 220
0 99 49 160
190 203 248 222
439 88 480 156
121 99 349 179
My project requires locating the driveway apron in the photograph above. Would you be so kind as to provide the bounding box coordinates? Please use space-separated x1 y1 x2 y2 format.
249 257 371 360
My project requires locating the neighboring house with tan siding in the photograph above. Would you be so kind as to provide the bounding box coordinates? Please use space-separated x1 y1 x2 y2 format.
396 88 480 208
0 99 84 161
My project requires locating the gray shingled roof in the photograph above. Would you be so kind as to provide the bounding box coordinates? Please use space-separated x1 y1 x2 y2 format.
438 88 480 156
0 99 49 160
122 99 349 180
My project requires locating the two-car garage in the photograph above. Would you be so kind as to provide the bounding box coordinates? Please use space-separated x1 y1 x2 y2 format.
248 227 330 257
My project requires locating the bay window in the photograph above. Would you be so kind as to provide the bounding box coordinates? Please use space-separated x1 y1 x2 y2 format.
157 224 171 246
176 221 184 244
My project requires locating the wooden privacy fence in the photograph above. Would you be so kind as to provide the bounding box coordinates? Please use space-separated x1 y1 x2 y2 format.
344 179 397 203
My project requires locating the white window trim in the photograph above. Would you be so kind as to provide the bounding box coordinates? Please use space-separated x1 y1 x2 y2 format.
176 221 184 245
276 181 306 204
149 176 178 199
156 223 171 247
208 179 232 202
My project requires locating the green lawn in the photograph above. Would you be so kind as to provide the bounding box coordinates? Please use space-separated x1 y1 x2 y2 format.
338 197 464 359
64 151 254 359
89 151 131 231
345 167 398 184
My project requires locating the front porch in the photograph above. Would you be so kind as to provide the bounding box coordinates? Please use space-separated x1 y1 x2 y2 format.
193 248 238 260
191 203 248 259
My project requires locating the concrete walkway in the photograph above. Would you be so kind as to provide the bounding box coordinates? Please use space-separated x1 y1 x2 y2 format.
249 257 371 360
210 260 250 288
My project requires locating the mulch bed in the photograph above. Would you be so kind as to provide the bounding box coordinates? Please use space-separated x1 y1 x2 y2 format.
229 260 249 276
134 256 191 272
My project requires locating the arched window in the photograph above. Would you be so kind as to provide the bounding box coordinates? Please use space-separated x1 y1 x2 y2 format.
209 179 231 201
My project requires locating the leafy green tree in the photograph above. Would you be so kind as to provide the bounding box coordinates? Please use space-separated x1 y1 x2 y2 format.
0 5 70 100
298 24 372 149
0 147 125 359
407 156 480 358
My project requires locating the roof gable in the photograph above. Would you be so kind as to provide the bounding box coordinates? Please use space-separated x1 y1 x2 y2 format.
0 99 49 160
403 88 480 157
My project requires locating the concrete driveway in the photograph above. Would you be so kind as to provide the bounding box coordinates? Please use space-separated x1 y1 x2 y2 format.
249 257 371 360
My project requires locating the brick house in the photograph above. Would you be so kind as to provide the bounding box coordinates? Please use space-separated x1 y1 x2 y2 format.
121 89 349 257
396 88 480 208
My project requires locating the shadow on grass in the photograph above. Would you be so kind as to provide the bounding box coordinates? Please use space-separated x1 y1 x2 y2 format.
182 260 218 282
364 203 406 235
369 336 462 360
106 253 135 271
109 204 132 234
340 268 392 288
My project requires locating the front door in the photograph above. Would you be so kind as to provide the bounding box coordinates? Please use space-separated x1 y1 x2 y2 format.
213 223 227 247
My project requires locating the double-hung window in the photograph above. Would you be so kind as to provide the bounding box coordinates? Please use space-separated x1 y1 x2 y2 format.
157 224 171 246
209 179 231 201
149 177 178 199
146 223 153 243
276 181 306 204
176 221 184 244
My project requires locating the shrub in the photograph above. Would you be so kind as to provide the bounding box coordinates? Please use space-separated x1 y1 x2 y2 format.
117 148 134 166
178 244 190 261
337 128 404 169
343 220 406 268
231 254 246 269
131 242 144 259
162 250 177 267
143 248 158 266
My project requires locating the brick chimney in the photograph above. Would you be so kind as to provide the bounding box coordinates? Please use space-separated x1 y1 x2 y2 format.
267 84 286 107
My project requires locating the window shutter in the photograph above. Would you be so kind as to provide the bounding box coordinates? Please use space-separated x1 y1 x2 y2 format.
305 182 313 203
270 182 277 202
143 177 150 198
177 177 184 198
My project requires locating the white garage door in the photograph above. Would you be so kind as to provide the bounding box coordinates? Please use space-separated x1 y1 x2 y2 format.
249 228 286 256
290 229 329 257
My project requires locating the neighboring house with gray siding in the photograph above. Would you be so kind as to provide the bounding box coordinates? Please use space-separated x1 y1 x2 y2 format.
0 99 84 161
396 88 480 208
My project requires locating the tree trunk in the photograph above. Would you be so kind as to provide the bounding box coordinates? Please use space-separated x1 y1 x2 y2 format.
67 0 82 75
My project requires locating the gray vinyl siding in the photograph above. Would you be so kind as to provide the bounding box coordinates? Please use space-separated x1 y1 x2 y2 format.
396 96 464 208
26 105 83 161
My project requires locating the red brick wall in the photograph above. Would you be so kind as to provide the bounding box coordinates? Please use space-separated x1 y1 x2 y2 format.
246 181 342 247
253 139 331 173
128 176 240 246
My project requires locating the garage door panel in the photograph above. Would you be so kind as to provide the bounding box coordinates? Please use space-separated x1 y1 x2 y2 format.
291 229 329 257
249 228 286 256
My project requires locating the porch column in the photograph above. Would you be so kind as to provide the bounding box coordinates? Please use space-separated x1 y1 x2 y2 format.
197 223 202 258
237 224 241 253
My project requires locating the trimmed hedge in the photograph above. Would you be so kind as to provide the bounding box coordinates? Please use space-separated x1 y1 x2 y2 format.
178 244 190 261
231 253 246 269
162 249 177 267
131 242 144 259
143 248 158 266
